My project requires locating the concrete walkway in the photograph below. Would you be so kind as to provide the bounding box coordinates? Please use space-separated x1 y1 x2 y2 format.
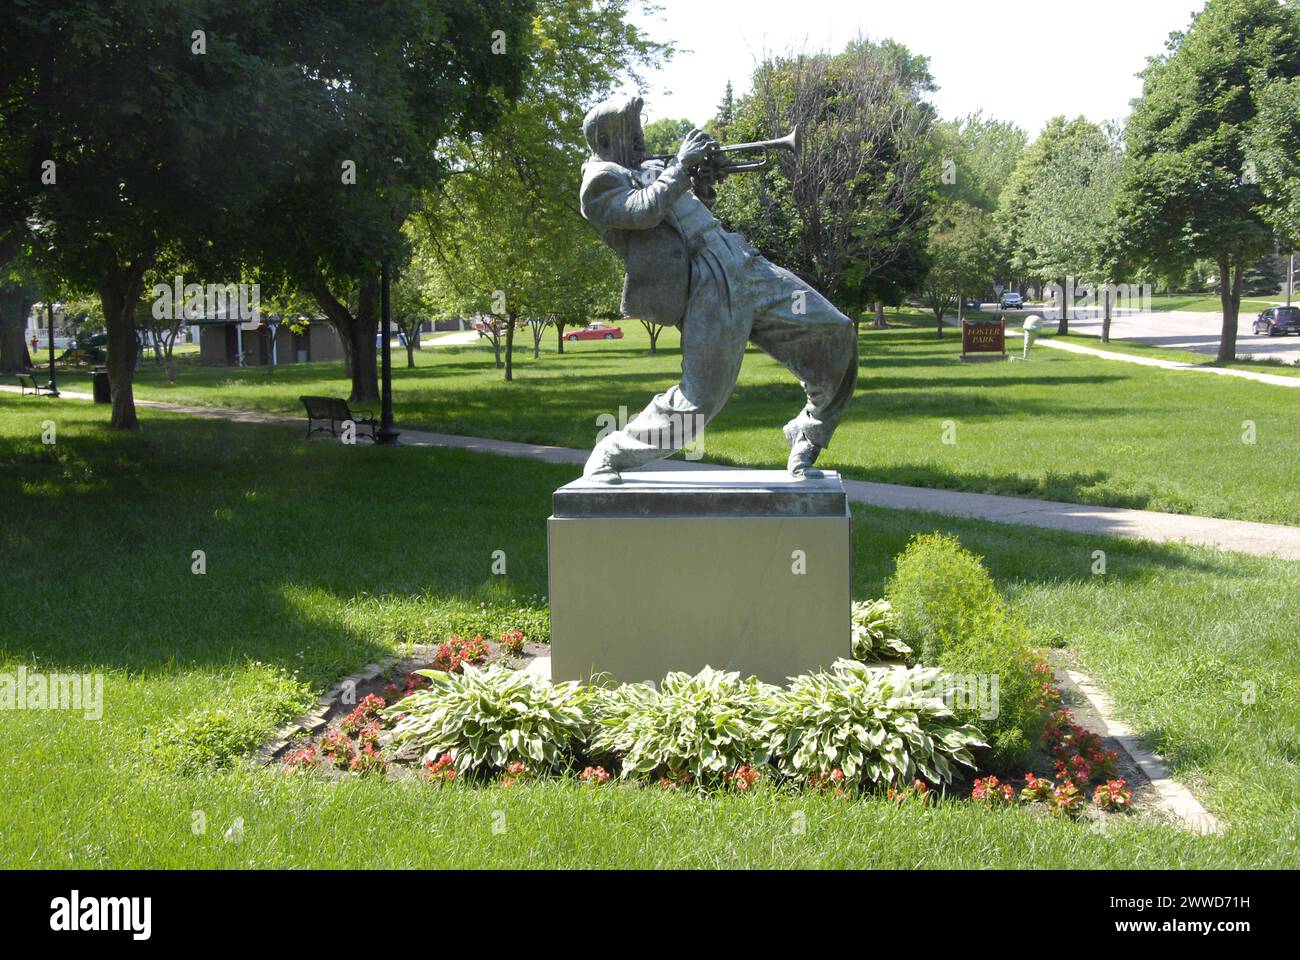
1026 334 1300 388
8 384 1299 560
946 315 1300 387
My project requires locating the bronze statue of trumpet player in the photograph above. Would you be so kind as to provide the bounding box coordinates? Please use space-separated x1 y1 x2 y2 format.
579 96 857 484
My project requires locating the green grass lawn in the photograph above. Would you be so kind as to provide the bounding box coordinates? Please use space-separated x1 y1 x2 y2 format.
1048 332 1300 378
49 310 1300 524
1 400 1297 868
1144 294 1284 314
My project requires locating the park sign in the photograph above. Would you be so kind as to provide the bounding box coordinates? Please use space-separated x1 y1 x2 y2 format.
961 317 1007 362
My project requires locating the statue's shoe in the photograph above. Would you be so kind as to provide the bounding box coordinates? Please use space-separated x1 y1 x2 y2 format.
585 464 623 485
787 434 824 480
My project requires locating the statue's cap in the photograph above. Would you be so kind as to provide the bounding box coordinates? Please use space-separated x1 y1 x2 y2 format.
583 96 644 154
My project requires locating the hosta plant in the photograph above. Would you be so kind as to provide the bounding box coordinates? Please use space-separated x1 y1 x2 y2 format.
850 599 913 662
383 664 596 775
592 667 776 785
765 661 986 791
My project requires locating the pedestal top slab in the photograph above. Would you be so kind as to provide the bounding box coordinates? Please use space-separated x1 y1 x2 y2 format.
552 468 848 518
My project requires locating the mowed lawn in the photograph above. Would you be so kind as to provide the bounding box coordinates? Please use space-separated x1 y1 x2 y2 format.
1 401 1297 868
53 311 1300 524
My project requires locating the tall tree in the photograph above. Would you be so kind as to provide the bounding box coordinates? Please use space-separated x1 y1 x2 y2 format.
919 201 999 336
713 37 941 325
421 0 663 379
4 0 534 426
998 117 1123 336
1246 76 1300 243
1114 0 1300 361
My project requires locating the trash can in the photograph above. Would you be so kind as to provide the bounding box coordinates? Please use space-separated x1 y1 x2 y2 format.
91 367 111 404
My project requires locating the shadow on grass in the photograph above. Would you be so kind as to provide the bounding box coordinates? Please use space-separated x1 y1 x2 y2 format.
0 405 564 678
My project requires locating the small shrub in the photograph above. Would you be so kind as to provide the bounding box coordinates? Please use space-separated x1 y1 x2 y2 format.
431 635 491 673
1092 778 1134 812
1051 780 1085 818
885 534 1046 767
971 775 1015 807
765 661 986 791
499 761 533 787
593 667 776 785
499 629 527 656
421 753 457 783
886 533 1006 663
850 599 913 662
383 664 595 775
348 743 388 776
282 744 319 773
320 729 354 769
726 765 763 792
1020 772 1055 803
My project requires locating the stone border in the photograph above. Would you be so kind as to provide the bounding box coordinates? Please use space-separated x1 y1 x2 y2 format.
1056 668 1223 835
254 648 436 765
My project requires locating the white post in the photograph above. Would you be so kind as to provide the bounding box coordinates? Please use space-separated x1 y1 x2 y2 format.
235 324 243 367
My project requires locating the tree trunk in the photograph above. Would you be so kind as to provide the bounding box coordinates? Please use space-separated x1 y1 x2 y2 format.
957 291 965 323
405 337 415 369
0 282 34 374
504 315 515 381
98 261 150 430
873 300 886 329
1217 256 1242 363
1101 287 1112 343
309 272 380 403
556 322 566 353
1057 277 1069 336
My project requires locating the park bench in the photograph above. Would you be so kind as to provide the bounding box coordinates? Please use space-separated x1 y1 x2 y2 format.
299 395 378 441
16 372 55 396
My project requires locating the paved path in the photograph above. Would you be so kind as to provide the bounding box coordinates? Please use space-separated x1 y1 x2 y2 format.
8 385 1298 560
948 316 1300 387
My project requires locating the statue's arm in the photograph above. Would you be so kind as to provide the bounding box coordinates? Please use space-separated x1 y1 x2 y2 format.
580 163 693 230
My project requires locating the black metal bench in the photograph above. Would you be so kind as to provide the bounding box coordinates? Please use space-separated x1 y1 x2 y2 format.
299 395 377 441
16 372 55 396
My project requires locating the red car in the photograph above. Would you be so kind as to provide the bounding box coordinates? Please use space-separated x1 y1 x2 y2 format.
565 322 624 341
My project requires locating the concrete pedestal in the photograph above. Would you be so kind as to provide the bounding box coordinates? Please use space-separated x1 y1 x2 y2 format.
548 469 851 685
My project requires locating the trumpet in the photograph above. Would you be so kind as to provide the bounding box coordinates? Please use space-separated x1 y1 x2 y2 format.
647 126 802 175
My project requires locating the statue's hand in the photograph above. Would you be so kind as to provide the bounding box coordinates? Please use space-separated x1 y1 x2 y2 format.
676 128 713 169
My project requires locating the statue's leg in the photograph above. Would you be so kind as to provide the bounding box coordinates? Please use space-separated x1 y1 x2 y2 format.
584 258 750 481
745 258 858 455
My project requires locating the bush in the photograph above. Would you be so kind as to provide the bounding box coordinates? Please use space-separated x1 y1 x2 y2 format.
850 599 913 662
886 533 1047 767
592 667 776 784
886 533 1006 663
765 661 985 790
383 664 595 775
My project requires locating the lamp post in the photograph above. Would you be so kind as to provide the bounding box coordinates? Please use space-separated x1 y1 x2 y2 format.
376 261 400 445
46 300 60 397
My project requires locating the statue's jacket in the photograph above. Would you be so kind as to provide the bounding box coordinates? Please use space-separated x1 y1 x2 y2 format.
579 158 760 328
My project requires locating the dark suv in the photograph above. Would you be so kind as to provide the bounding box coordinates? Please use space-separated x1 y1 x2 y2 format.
999 291 1025 310
1253 306 1300 336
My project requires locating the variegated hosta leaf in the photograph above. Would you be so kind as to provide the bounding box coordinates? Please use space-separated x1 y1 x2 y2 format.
591 666 777 784
382 663 597 775
765 660 988 790
850 599 914 663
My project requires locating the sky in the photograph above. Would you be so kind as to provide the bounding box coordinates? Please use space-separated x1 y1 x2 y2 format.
624 0 1205 137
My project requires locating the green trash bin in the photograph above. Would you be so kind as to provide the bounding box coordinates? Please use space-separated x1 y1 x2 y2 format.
91 367 111 404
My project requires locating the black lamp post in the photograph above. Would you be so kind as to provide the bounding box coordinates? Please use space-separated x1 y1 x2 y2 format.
376 260 400 445
46 300 60 397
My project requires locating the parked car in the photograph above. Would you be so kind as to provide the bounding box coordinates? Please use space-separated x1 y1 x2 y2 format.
564 322 623 341
1253 306 1300 336
998 291 1025 310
